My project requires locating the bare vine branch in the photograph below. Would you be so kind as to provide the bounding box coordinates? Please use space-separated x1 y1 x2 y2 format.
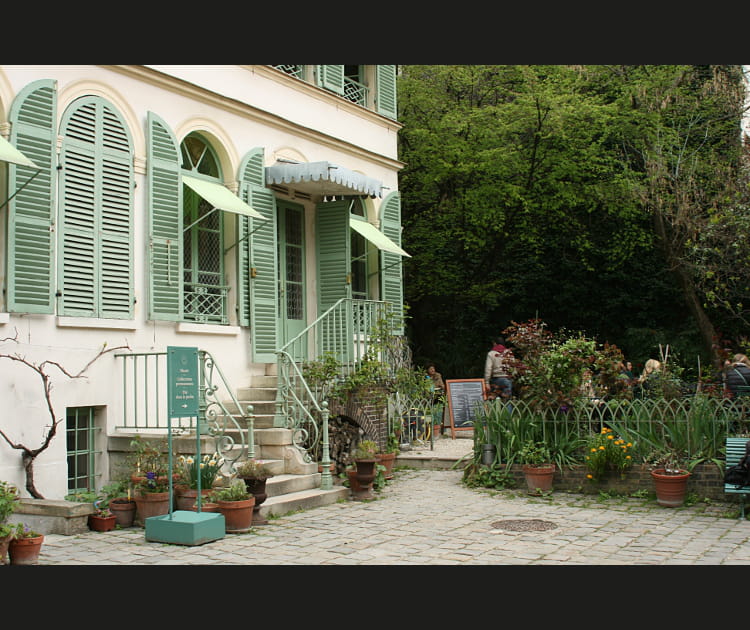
0 332 131 498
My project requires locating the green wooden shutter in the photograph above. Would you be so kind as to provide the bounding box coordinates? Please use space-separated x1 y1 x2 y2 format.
58 97 134 318
7 79 57 314
238 148 278 362
376 65 397 120
379 191 404 334
99 106 134 318
317 65 345 96
316 200 351 314
147 112 182 321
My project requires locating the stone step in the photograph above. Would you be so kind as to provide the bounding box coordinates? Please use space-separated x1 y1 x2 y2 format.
258 486 350 519
264 472 321 497
236 385 277 401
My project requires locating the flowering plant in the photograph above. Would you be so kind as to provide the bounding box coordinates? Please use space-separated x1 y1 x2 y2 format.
585 427 633 482
92 499 113 518
12 522 41 539
136 471 170 494
178 453 223 490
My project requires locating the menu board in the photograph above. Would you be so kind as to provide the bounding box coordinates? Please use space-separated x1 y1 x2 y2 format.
445 378 486 438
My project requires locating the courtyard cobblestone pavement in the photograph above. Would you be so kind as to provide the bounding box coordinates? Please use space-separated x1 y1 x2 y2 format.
33 462 750 566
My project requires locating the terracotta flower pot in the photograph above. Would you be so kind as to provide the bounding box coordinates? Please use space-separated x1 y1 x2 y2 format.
9 534 44 565
376 452 396 480
174 487 213 511
651 468 691 507
88 514 117 532
133 491 171 526
109 497 136 528
189 502 220 513
522 464 555 495
216 497 255 533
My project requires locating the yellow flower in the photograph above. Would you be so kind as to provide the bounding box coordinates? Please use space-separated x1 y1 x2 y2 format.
607 434 614 440
586 474 593 479
591 448 597 453
599 446 605 450
625 455 631 460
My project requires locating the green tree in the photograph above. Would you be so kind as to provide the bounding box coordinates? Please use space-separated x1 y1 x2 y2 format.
398 65 715 378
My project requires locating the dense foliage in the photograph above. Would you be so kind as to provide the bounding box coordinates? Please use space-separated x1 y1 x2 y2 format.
397 65 750 382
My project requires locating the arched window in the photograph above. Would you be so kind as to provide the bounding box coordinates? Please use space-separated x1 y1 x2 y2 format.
180 133 227 323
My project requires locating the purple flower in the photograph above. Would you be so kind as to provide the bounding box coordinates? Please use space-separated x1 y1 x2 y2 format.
146 471 156 480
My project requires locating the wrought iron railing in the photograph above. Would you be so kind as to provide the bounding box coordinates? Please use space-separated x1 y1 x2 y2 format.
183 282 229 324
114 349 253 472
343 77 368 106
471 395 747 465
275 298 397 484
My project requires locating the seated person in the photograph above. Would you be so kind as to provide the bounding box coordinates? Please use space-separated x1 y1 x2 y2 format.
726 354 750 398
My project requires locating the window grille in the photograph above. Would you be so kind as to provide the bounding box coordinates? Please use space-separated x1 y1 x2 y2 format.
66 406 100 493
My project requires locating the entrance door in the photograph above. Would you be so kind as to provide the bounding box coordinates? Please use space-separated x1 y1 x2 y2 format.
277 200 306 349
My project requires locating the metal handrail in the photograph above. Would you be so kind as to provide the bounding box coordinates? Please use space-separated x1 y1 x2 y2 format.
275 298 397 486
114 349 253 473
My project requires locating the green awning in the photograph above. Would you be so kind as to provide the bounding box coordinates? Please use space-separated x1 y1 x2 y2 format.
349 217 410 257
183 175 265 220
0 134 39 168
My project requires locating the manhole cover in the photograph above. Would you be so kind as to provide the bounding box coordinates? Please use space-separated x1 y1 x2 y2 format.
491 519 557 532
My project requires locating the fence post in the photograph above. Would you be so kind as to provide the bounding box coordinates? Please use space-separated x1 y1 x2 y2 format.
320 401 333 490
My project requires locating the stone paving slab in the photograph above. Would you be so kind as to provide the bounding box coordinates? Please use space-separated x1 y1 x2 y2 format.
25 468 750 565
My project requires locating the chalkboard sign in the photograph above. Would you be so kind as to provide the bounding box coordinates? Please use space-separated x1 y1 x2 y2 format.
446 378 486 438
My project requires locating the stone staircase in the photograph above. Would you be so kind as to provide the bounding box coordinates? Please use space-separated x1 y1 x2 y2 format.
228 368 349 519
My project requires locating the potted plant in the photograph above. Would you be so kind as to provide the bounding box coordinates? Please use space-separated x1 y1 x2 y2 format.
234 458 274 525
8 522 44 565
350 439 379 500
0 480 19 565
376 433 400 480
518 440 555 495
88 502 117 532
648 448 692 507
583 427 634 483
206 480 255 533
102 480 136 528
174 452 223 510
128 437 172 525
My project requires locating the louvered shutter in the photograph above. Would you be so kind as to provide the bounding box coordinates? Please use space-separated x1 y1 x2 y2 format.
317 65 345 96
379 191 404 334
7 79 57 314
238 148 278 362
147 112 182 321
58 97 133 318
376 66 398 120
315 200 350 314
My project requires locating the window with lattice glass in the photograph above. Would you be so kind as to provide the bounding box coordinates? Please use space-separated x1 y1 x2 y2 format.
350 198 369 300
180 134 228 324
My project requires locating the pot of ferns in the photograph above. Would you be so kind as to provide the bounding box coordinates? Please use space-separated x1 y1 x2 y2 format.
518 440 555 495
235 459 274 526
351 439 379 500
208 480 255 533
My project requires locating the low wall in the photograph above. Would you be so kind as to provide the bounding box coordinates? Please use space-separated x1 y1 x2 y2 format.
8 498 94 536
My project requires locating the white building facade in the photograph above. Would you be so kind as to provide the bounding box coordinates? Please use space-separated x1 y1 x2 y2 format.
0 65 405 499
